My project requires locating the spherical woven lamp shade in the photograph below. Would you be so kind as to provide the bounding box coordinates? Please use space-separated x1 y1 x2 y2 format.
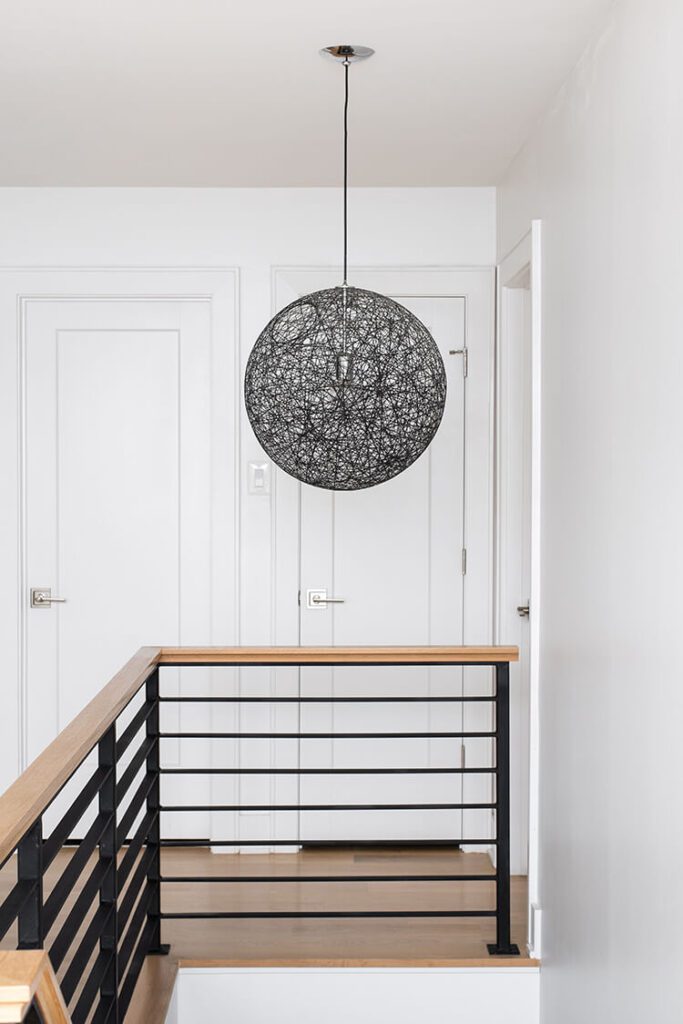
244 286 447 491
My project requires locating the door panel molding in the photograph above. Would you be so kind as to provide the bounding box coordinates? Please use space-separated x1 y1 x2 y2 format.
0 268 238 792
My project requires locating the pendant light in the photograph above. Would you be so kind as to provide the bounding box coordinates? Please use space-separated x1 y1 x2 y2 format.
244 45 447 491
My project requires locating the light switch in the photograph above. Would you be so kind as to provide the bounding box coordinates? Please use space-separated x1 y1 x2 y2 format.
248 461 270 495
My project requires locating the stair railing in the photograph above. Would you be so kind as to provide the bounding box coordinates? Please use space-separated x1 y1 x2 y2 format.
0 644 519 1024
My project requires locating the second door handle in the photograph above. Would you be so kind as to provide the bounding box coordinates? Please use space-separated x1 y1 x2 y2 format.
306 588 345 609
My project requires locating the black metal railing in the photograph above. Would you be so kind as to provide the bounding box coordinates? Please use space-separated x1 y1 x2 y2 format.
0 664 167 1024
0 646 519 1024
155 651 519 955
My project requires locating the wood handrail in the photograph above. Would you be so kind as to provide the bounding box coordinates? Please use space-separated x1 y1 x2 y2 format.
0 644 517 865
159 645 520 665
0 646 161 866
0 951 71 1023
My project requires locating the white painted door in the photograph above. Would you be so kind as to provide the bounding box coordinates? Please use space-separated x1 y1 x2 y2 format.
21 285 235 837
295 281 494 845
228 268 493 852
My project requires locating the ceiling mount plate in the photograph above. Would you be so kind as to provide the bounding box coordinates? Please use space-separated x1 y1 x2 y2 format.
320 45 375 64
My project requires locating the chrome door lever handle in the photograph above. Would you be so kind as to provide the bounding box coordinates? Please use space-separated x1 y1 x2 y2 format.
516 604 530 618
31 588 67 608
306 588 345 609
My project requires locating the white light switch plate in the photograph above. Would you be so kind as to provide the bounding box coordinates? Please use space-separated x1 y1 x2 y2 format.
248 461 270 495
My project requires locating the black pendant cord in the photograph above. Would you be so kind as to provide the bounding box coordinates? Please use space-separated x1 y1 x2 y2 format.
342 59 349 287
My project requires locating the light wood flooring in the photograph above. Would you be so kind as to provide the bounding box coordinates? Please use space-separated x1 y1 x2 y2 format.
1 846 535 1024
157 846 529 962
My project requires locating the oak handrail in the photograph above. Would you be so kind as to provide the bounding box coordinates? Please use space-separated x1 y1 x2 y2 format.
0 951 71 1023
0 644 518 865
0 646 161 866
159 645 520 665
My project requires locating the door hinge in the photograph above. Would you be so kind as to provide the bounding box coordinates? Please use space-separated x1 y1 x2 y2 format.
297 589 301 607
461 548 467 575
460 744 466 769
449 348 468 378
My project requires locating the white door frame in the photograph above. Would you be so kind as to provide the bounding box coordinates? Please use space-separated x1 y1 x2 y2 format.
495 223 543 956
0 267 239 791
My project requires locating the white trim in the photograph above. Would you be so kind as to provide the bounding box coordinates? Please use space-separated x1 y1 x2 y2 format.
179 967 541 976
495 223 542 955
528 221 543 955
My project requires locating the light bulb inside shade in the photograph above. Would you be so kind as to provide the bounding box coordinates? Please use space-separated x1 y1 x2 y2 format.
336 353 353 383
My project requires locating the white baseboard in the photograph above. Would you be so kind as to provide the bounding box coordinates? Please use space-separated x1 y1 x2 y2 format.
528 903 542 959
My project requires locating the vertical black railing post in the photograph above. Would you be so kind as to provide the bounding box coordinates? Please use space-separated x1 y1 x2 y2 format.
99 724 119 1023
17 820 43 949
146 668 169 955
488 660 520 955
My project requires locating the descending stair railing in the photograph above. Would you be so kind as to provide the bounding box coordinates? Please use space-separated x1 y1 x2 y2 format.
0 648 165 1024
0 645 519 1024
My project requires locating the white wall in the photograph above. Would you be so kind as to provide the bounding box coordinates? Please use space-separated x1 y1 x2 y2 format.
0 187 495 790
173 968 540 1024
498 2 683 1021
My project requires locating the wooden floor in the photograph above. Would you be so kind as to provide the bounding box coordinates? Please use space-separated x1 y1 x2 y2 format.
1 846 535 1024
158 846 529 963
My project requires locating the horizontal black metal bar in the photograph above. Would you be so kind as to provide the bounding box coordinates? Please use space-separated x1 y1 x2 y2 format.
161 874 496 884
0 880 36 941
61 903 114 1005
160 731 496 739
44 812 111 934
119 883 154 980
116 735 156 804
43 766 112 869
161 803 496 812
118 918 155 1021
116 700 156 760
161 767 496 775
117 772 156 849
119 845 155 937
161 839 496 847
159 695 494 703
72 949 114 1024
118 809 158 891
49 859 112 971
160 910 497 919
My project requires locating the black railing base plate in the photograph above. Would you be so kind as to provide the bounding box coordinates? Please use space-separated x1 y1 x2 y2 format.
148 944 171 956
487 943 520 956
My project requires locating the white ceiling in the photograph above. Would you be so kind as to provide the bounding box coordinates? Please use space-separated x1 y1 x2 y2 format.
0 0 612 186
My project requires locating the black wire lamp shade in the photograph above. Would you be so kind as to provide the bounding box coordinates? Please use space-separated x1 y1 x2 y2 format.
244 45 447 491
245 285 447 490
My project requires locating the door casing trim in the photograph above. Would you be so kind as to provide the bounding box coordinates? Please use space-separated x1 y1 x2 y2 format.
495 224 543 956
